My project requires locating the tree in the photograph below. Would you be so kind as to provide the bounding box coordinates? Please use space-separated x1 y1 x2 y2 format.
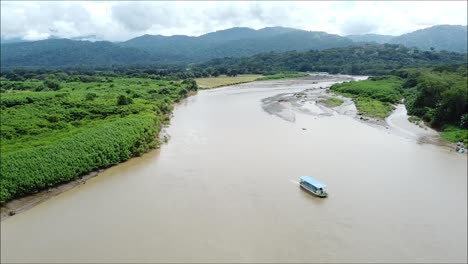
212 70 220 77
44 75 61 90
85 93 98 101
117 95 133 105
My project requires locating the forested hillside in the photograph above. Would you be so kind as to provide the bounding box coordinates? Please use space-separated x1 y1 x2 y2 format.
389 25 467 53
346 34 394 44
2 25 466 68
0 39 157 67
198 44 467 75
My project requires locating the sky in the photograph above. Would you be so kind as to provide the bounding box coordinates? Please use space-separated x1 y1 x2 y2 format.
1 1 467 42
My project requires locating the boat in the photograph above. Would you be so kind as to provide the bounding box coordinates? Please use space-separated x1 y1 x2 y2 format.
299 176 328 197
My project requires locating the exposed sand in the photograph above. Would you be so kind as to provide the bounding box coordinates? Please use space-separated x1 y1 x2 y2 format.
261 74 446 146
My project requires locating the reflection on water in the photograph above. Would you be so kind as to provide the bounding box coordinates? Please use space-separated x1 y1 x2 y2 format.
1 76 466 263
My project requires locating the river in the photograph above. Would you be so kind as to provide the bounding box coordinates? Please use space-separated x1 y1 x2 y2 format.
1 75 466 263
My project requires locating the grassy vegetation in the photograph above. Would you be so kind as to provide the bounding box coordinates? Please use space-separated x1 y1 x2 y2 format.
355 97 396 118
195 72 307 89
331 76 403 103
331 76 403 118
256 72 308 81
320 97 344 107
441 126 468 143
0 75 197 202
195 74 262 88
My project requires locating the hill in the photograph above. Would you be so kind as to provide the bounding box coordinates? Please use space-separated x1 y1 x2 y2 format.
1 25 467 68
1 39 156 68
346 34 394 44
389 25 467 52
120 27 354 62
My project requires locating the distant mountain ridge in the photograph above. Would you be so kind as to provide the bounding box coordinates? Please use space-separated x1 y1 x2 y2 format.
1 39 155 67
347 25 467 52
1 25 466 68
389 25 467 53
346 34 394 44
119 27 353 62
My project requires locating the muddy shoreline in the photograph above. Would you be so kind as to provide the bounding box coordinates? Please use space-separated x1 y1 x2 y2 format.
1 170 101 221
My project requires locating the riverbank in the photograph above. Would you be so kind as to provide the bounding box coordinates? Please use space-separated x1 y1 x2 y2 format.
0 88 197 221
0 76 198 204
3 74 466 263
261 74 454 147
0 169 102 220
0 119 174 221
195 74 263 89
195 72 308 89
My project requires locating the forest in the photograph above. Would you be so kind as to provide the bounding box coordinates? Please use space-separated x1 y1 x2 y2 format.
197 44 467 75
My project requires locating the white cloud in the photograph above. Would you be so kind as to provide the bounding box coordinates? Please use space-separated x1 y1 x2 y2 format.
1 1 466 41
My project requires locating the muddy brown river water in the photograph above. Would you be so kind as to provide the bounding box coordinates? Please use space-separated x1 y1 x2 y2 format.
1 75 467 263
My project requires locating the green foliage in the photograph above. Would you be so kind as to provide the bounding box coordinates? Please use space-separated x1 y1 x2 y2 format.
117 95 133 105
256 72 308 80
332 65 467 134
0 75 194 202
200 44 467 76
44 75 61 90
85 93 98 101
402 65 468 128
440 126 468 143
331 76 403 103
320 97 344 107
461 114 468 129
354 97 395 118
1 39 155 68
388 25 467 53
0 115 159 202
330 76 401 118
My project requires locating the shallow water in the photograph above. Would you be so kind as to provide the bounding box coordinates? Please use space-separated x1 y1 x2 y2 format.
1 76 466 263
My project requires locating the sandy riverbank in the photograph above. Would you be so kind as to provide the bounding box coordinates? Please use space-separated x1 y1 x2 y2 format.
261 74 449 147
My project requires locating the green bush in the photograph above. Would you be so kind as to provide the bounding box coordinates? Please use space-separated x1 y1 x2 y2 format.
117 95 133 105
0 75 196 202
0 115 159 202
331 76 403 103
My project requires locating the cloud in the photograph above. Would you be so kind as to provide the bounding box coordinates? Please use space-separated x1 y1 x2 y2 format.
1 1 466 42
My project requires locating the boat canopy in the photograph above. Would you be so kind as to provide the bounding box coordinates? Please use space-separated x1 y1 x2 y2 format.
300 176 327 189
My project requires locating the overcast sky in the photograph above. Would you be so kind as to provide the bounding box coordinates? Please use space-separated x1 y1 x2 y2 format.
1 1 467 41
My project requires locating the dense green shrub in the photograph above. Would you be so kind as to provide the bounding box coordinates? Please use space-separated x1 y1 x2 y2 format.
0 75 195 202
0 115 159 202
117 95 133 105
401 66 467 128
331 76 403 103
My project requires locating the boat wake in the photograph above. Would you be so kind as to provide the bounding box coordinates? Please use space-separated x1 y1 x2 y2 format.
289 179 300 185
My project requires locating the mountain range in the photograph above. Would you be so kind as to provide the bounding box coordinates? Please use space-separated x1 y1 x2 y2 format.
1 25 466 68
